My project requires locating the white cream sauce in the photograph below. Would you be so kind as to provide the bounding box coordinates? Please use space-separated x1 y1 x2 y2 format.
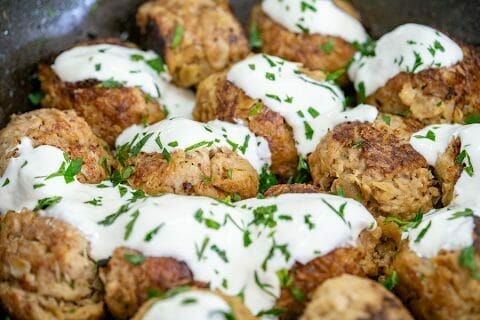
261 0 368 43
227 54 378 156
407 124 480 258
0 138 376 316
52 44 195 119
142 291 232 320
349 23 464 96
115 118 272 174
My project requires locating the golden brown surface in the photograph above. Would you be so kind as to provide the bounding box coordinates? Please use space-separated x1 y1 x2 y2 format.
391 218 480 320
39 63 165 146
264 184 321 197
373 113 424 142
132 289 258 320
276 228 382 319
137 0 249 88
434 137 463 206
0 108 115 184
308 121 440 220
366 45 480 125
301 274 413 320
100 247 197 319
125 147 259 200
250 2 359 79
0 210 104 320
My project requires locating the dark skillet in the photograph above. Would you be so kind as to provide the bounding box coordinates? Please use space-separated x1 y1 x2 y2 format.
0 0 479 318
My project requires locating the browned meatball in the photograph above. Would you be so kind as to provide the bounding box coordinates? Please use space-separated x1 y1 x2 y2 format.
137 0 249 88
0 210 104 320
39 61 165 146
249 1 361 80
276 228 382 319
391 218 480 320
301 274 413 320
194 69 325 179
99 247 199 319
0 108 115 184
132 289 258 320
308 121 440 220
264 184 321 197
366 45 480 126
124 146 259 200
373 113 424 142
433 137 463 206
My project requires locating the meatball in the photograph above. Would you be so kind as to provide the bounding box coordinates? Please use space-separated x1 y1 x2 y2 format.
0 210 104 320
124 147 259 200
308 121 440 220
301 274 412 320
365 45 480 126
99 247 198 319
433 137 463 206
0 108 115 184
249 1 361 79
39 58 165 146
372 113 424 142
194 69 325 179
264 184 321 197
137 0 249 88
132 289 257 320
276 228 382 319
391 218 480 320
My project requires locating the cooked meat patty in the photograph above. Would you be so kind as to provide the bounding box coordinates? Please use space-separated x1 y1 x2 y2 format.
137 0 249 88
0 108 115 184
391 218 480 320
99 247 198 319
433 137 463 206
365 45 480 126
264 184 321 197
308 121 440 220
276 228 382 319
123 146 259 200
301 274 412 320
194 69 325 179
39 62 165 146
249 1 361 80
373 113 424 142
0 210 104 320
132 289 257 320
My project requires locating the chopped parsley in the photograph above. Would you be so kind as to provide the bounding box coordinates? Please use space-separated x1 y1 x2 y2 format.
84 197 102 206
385 213 423 231
123 252 145 265
129 133 154 157
146 57 165 74
307 107 320 118
249 24 263 49
456 149 475 177
34 196 62 210
210 244 229 263
28 91 44 106
97 204 130 226
304 121 314 140
195 236 210 261
353 38 376 57
45 155 83 184
97 78 126 88
448 208 474 220
144 223 165 242
414 220 432 243
1 178 9 187
266 93 281 102
414 130 436 141
249 103 263 116
357 81 366 104
130 54 144 61
288 155 311 184
259 164 277 194
171 25 185 49
94 63 101 71
459 245 480 280
464 114 480 124
380 271 399 291
319 39 335 54
265 72 276 81
321 199 347 224
124 210 140 240
382 114 391 126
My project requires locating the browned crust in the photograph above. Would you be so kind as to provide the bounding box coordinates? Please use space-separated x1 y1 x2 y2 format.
264 184 321 197
125 147 259 200
39 64 165 146
301 274 413 320
0 108 115 184
137 0 249 88
250 3 358 78
276 229 382 319
100 247 200 319
391 218 480 320
366 45 480 125
0 211 104 320
308 121 440 219
434 137 463 206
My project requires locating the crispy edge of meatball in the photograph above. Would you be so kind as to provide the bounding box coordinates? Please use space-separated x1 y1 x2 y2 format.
131 289 258 320
39 63 165 146
264 184 321 197
434 137 463 206
0 210 104 320
124 147 259 200
99 247 199 319
365 44 480 125
249 2 358 77
373 113 424 142
308 121 440 220
137 0 249 88
276 227 382 319
390 218 480 320
300 274 413 320
0 108 115 184
195 70 300 179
